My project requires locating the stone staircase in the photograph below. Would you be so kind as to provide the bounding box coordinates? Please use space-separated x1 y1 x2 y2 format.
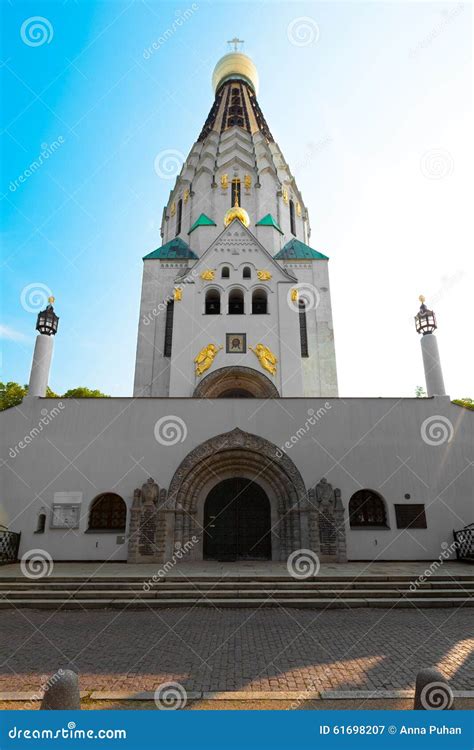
0 573 473 609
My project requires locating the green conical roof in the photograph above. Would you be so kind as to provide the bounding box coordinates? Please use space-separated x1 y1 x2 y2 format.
255 213 283 234
143 237 198 260
275 238 329 260
188 213 216 234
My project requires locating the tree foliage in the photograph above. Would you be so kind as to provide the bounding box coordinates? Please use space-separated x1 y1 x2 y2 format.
0 382 109 410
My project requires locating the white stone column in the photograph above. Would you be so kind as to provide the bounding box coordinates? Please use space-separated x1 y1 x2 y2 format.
421 333 447 397
28 334 54 397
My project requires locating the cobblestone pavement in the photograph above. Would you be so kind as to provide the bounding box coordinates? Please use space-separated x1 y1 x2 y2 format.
1 608 472 693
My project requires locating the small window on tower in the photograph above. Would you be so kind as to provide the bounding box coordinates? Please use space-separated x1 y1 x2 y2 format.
289 199 296 236
299 300 309 357
242 266 251 279
205 289 221 315
231 178 241 207
175 199 183 236
252 290 267 314
228 289 244 315
221 267 230 279
164 300 174 357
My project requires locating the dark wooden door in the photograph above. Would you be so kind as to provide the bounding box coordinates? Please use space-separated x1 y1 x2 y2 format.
203 478 271 561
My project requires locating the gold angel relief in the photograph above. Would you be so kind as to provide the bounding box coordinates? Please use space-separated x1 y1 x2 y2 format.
194 343 223 376
250 343 277 376
200 269 215 281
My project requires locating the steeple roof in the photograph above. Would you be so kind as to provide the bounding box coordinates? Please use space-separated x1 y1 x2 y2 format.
255 214 283 234
143 237 198 260
188 213 217 233
198 79 273 143
275 239 329 260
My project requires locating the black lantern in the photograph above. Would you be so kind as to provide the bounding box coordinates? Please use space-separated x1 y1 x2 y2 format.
415 295 437 336
36 297 59 336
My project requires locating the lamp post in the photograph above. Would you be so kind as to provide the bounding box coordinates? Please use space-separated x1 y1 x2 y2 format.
28 296 59 398
414 295 447 397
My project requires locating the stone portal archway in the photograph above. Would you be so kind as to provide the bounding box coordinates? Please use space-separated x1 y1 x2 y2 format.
165 428 307 561
193 366 280 398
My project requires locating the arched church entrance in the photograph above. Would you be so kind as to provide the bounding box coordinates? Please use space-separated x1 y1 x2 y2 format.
193 366 280 398
166 428 308 562
203 478 271 561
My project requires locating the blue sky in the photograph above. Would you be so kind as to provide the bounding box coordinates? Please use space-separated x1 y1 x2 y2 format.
1 0 472 397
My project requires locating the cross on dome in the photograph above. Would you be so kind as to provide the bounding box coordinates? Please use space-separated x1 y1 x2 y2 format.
227 37 244 52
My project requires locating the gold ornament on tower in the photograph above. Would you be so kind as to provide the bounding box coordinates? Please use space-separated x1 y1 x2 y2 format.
170 202 176 216
419 294 426 303
290 288 298 302
173 287 182 301
257 270 272 281
244 174 252 190
282 188 289 205
194 343 223 376
183 189 190 203
250 343 278 376
296 202 302 217
48 296 55 305
224 193 250 228
200 269 215 281
220 174 229 190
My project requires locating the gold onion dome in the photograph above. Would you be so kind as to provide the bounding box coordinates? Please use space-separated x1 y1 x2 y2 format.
212 52 259 95
224 196 250 228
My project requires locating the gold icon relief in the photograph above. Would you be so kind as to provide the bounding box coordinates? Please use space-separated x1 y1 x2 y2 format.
170 201 176 217
220 174 229 190
257 270 272 281
173 287 182 301
200 269 215 281
183 189 190 204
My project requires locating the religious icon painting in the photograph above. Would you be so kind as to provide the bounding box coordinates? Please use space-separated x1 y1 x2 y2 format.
226 333 246 353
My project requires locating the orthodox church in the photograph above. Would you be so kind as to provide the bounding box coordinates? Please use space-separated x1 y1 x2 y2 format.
1 47 472 568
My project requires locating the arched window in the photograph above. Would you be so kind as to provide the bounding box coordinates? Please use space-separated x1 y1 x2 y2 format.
242 266 251 279
299 300 308 357
88 493 126 532
252 289 267 314
231 178 241 207
228 289 244 314
163 299 174 357
221 267 230 279
289 199 296 236
175 199 183 236
35 513 46 534
349 490 388 528
205 289 220 314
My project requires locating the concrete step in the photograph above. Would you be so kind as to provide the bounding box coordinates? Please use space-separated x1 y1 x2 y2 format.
1 588 473 601
2 574 473 584
0 597 472 610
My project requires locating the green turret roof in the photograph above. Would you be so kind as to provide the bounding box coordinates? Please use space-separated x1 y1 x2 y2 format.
188 213 216 234
255 213 283 234
275 238 329 260
143 237 198 260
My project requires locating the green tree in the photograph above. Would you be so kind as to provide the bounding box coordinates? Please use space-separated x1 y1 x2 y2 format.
415 385 427 398
0 382 109 410
61 387 110 399
453 397 474 411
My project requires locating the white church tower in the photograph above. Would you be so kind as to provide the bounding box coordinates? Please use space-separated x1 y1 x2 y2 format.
134 44 338 399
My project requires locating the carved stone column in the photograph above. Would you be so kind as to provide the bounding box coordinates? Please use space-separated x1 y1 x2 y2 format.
127 478 165 563
313 478 347 563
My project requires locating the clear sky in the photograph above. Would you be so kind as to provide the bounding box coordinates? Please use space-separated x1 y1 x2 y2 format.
1 0 472 398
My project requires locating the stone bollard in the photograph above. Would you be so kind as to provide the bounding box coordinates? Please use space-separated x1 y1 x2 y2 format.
414 668 454 710
40 669 81 710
